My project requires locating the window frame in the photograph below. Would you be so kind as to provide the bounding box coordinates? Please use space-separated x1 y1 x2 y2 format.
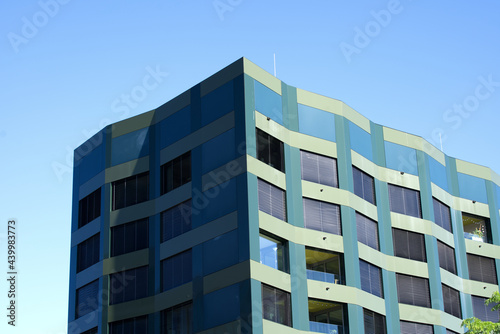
302 197 341 235
109 266 149 305
442 284 462 318
353 166 376 205
300 150 338 188
256 128 285 172
160 200 192 243
433 197 452 232
258 178 287 221
437 240 457 274
359 260 384 298
160 151 191 195
78 188 101 228
392 228 426 262
77 233 100 273
112 172 149 210
259 232 288 273
363 309 386 334
396 274 431 308
261 284 292 327
356 212 379 250
110 218 149 257
388 184 422 218
161 249 192 292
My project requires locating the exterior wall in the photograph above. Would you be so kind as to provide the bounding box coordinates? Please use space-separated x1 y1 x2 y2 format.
68 57 500 333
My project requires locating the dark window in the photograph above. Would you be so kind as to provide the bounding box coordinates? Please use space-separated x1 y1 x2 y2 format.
161 249 192 292
111 219 148 257
301 150 338 187
400 321 434 334
467 254 498 284
109 266 148 305
462 213 492 243
360 260 383 298
353 166 376 205
472 295 500 322
392 228 426 262
112 172 149 210
396 274 431 308
442 284 461 318
75 280 99 318
161 200 192 243
78 188 101 228
260 233 288 272
161 302 192 334
160 152 191 195
256 128 284 172
388 184 422 218
357 213 379 250
258 179 286 221
77 233 100 273
306 247 343 284
81 328 98 334
303 198 341 235
433 198 452 232
309 299 347 332
109 316 147 334
437 241 456 274
262 284 292 327
364 309 386 334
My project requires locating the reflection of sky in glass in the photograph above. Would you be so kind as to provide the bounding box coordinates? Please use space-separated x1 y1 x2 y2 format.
260 236 278 269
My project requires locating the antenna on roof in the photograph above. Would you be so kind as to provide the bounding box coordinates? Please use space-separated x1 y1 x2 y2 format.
273 53 276 77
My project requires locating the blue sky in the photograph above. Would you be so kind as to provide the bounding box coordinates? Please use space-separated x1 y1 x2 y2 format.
1 1 499 333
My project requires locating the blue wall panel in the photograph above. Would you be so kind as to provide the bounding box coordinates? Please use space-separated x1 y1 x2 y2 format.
384 141 417 175
160 106 191 148
201 128 235 174
297 104 335 142
201 81 234 126
428 156 449 191
111 127 149 166
497 184 500 208
202 229 239 276
201 179 237 223
77 143 104 184
254 80 283 125
349 121 373 161
457 173 488 204
203 283 240 329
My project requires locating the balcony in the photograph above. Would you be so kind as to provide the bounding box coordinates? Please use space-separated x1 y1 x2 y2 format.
462 213 491 244
305 248 343 284
309 321 344 334
306 270 341 284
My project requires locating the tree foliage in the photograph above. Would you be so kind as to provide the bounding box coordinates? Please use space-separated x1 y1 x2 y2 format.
462 292 500 333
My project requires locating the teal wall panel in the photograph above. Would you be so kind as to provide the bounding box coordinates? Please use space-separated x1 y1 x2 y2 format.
282 83 298 131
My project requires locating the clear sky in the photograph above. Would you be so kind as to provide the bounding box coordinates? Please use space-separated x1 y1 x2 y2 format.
1 1 499 333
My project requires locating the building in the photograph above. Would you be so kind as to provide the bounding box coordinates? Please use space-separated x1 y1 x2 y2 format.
68 58 500 334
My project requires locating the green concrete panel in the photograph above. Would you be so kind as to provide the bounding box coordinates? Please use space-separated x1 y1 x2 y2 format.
244 74 257 158
370 122 386 168
486 180 500 245
284 145 304 228
288 242 309 331
247 173 261 263
347 304 365 333
381 269 399 334
282 82 299 132
334 115 353 192
250 279 264 334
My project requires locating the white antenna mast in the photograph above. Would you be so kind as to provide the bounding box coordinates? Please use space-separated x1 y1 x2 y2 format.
273 53 276 77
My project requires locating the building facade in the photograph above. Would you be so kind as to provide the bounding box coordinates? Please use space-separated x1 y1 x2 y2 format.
68 58 500 334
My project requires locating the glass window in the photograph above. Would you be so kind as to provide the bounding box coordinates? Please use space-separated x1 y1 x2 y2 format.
303 198 341 235
75 280 99 318
256 129 284 172
360 260 383 298
462 213 491 243
81 328 98 334
258 179 286 221
78 188 101 228
392 228 426 262
161 250 192 292
396 274 431 308
160 152 191 195
309 299 346 333
364 309 386 334
472 295 500 322
262 284 292 327
400 321 433 334
437 241 456 274
260 234 287 272
109 316 148 334
353 166 376 205
161 200 192 242
109 266 148 305
433 198 452 232
388 184 422 218
161 302 192 334
112 172 149 210
300 150 338 187
306 247 343 284
357 213 379 250
111 219 148 257
467 254 497 284
77 233 100 273
442 284 462 318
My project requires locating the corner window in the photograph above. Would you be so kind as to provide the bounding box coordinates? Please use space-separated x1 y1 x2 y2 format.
112 172 149 210
309 299 347 333
303 198 341 235
262 284 291 327
364 309 386 334
160 152 191 195
360 260 383 298
256 129 284 172
305 247 343 284
78 188 101 228
260 233 288 272
356 213 379 250
353 166 376 205
258 179 286 221
301 150 338 187
111 219 148 257
77 233 100 273
388 184 421 218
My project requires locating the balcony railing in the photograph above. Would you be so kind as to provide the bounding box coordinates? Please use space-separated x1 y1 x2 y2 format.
464 232 485 242
306 270 341 284
309 321 343 334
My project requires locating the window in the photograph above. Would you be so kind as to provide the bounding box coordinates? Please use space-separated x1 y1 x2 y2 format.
77 233 100 273
301 151 338 187
112 172 149 210
353 166 376 205
388 184 421 218
309 299 346 333
161 302 192 334
305 247 343 284
260 234 287 272
462 213 491 243
256 128 284 172
109 266 148 305
364 309 386 334
433 198 452 232
258 179 286 221
81 328 98 334
160 152 191 195
111 219 148 257
400 321 433 334
161 250 192 292
75 280 99 318
396 274 431 308
392 228 426 262
357 213 379 250
109 316 147 334
262 284 291 327
472 295 500 322
360 260 383 298
78 188 101 228
442 284 461 318
161 200 192 242
303 198 341 235
437 241 456 274
467 254 497 284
